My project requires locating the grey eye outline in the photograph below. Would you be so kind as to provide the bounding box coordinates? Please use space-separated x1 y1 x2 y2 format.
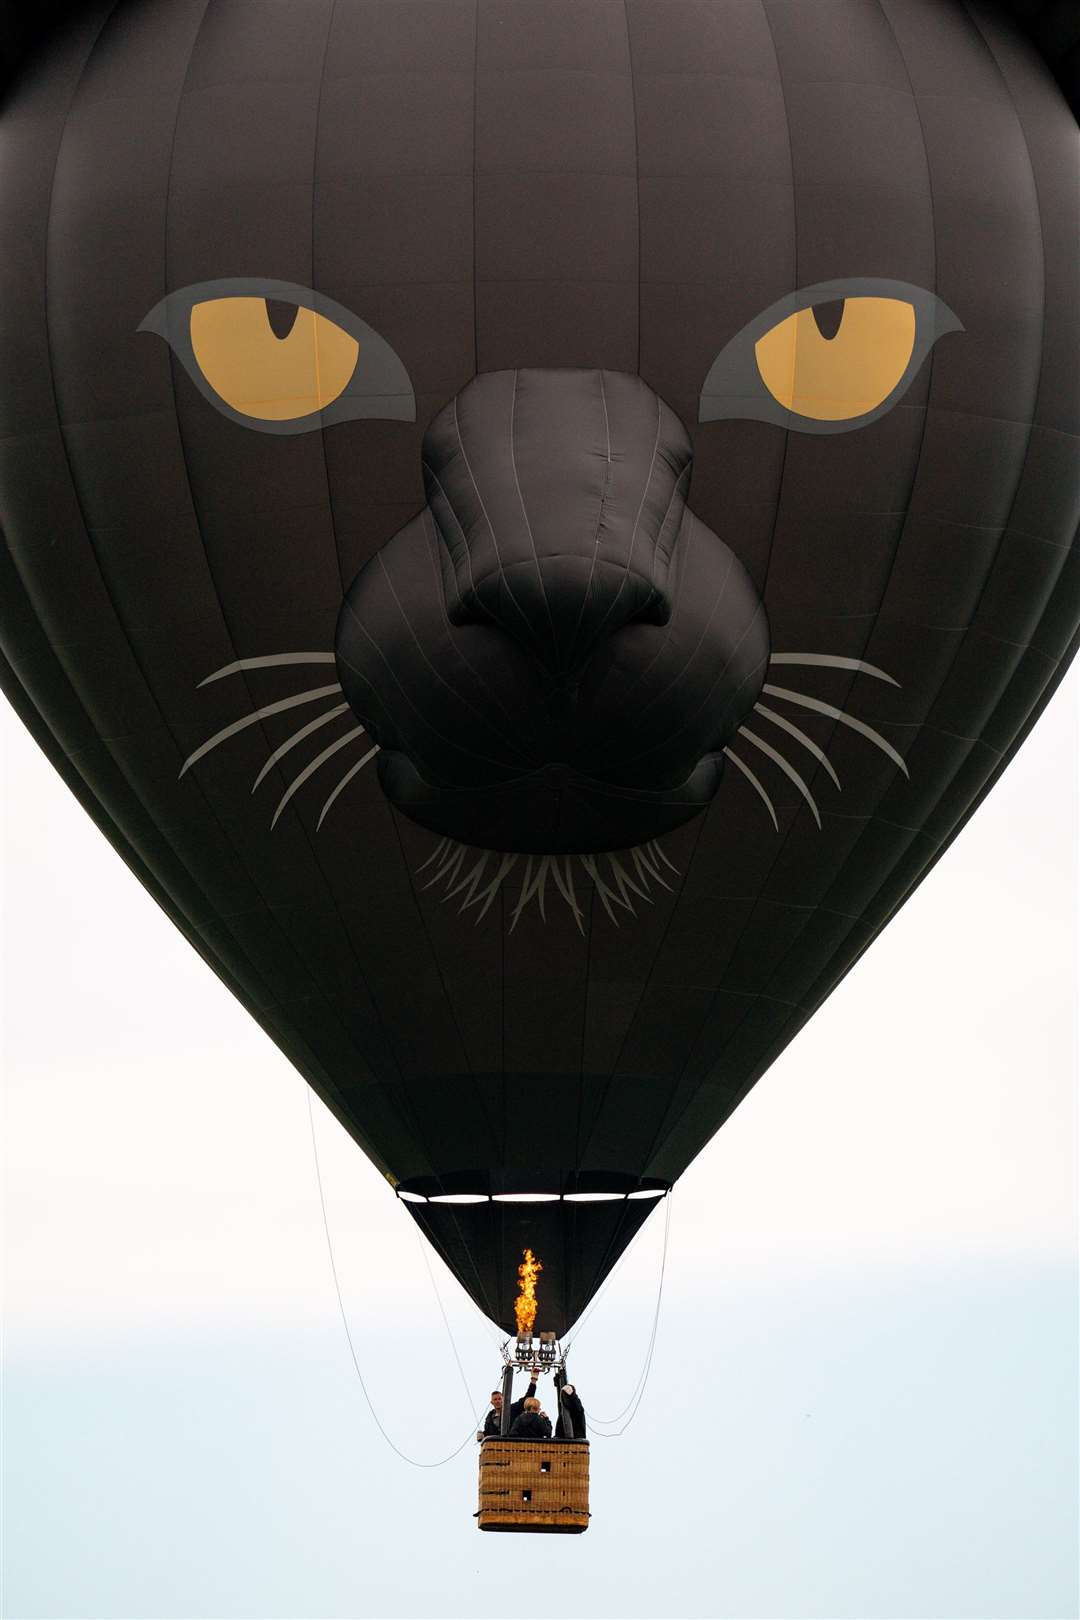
698 277 962 436
139 277 416 436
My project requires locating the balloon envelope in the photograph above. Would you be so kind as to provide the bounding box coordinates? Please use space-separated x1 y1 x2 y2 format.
1 0 1077 1333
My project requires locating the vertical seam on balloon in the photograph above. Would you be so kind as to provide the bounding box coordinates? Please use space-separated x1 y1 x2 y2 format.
157 1 419 1138
623 0 642 378
681 0 1052 1089
583 388 663 652
640 0 942 1090
423 457 487 617
509 367 561 659
337 598 525 766
919 0 1054 692
681 581 1072 1163
0 47 310 1066
705 7 1061 1077
586 469 696 716
565 367 613 665
0 575 369 1166
418 506 525 745
619 531 737 744
34 3 388 1155
310 0 348 596
375 542 528 763
572 596 771 1165
341 596 531 764
574 804 713 1173
499 875 510 1244
379 801 510 1224
635 0 950 1178
452 391 536 647
471 0 481 377
583 480 693 718
757 0 797 603
623 599 769 771
573 883 599 1179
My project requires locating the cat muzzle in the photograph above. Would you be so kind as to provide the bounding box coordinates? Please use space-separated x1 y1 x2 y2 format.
334 368 769 855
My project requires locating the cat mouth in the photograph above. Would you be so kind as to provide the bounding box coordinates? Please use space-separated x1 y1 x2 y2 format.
179 646 905 930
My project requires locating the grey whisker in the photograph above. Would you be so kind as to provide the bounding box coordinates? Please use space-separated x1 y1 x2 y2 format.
198 652 338 687
424 842 466 892
738 725 822 828
180 684 343 777
769 653 900 687
465 854 519 923
752 702 841 790
315 746 380 830
723 746 779 831
580 856 622 926
632 844 672 892
510 856 561 929
445 851 490 908
416 837 450 875
271 726 367 829
535 857 553 923
607 851 652 907
416 836 675 931
550 856 585 934
252 702 351 792
580 854 638 925
649 839 680 875
762 683 910 777
509 856 538 932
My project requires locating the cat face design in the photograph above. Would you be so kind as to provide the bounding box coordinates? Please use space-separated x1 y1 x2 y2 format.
3 0 1077 1331
6 0 1073 949
146 272 956 864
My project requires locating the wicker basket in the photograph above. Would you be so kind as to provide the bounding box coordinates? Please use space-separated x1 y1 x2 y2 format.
476 1437 590 1533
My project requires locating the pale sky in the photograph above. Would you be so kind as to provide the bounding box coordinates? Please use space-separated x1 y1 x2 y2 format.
2 669 1077 1620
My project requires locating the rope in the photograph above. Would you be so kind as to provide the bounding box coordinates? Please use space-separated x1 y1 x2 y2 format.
564 1186 670 1354
307 1091 479 1468
414 1225 480 1426
561 1213 645 1352
579 1189 673 1437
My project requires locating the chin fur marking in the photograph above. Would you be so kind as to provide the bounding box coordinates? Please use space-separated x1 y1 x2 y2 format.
418 838 680 932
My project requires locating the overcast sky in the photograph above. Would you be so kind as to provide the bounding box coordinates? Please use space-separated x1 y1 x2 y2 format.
2 669 1077 1620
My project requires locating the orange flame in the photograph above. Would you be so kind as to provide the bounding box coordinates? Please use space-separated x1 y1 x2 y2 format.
514 1248 543 1338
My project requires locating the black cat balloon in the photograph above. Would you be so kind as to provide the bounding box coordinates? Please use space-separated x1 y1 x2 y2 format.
1 0 1077 1334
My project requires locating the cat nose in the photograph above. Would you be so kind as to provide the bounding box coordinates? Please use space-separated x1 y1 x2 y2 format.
422 369 691 678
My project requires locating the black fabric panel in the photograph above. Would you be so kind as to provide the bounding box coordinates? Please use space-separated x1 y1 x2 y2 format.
406 1193 662 1338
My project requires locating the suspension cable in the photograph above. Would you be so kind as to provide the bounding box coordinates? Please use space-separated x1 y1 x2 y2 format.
580 1189 673 1437
307 1091 478 1468
561 1210 646 1353
414 1224 480 1426
564 1186 671 1356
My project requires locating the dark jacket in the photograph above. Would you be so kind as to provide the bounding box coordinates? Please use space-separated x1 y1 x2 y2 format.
510 1408 552 1441
483 1379 536 1437
555 1387 587 1439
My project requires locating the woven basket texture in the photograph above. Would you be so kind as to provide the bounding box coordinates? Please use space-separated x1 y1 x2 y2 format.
477 1438 590 1532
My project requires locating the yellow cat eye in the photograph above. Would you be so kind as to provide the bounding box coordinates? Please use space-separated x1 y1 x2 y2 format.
188 297 360 421
754 297 917 422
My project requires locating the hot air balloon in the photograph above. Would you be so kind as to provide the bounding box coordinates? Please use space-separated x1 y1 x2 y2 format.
1 0 1077 1379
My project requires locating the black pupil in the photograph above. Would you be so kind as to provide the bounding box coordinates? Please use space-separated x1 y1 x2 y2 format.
266 298 300 340
812 299 845 341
